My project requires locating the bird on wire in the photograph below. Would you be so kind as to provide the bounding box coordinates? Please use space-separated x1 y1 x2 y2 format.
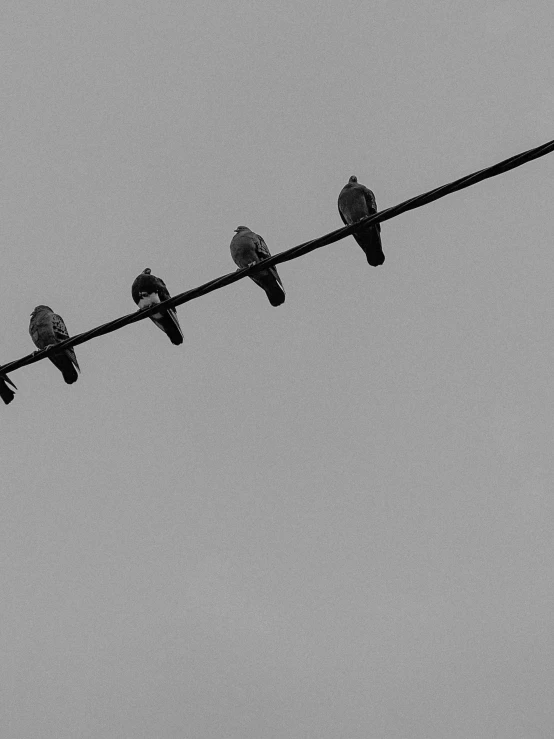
131 268 184 345
338 175 385 266
29 306 80 384
230 226 286 307
0 374 17 404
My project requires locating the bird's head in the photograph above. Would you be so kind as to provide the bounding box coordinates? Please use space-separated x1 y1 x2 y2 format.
349 175 358 184
142 268 152 275
30 305 52 317
235 226 249 233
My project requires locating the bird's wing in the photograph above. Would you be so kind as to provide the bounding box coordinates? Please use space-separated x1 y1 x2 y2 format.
362 186 377 213
253 234 271 261
131 276 142 304
338 201 348 226
154 276 171 302
362 186 380 232
338 184 354 225
249 235 285 292
51 313 70 342
29 323 40 345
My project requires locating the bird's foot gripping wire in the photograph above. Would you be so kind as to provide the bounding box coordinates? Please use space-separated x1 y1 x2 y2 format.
34 343 54 354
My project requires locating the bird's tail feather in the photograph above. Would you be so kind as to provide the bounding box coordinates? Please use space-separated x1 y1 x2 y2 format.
265 282 286 307
51 352 79 384
354 225 385 267
251 268 286 307
151 310 184 345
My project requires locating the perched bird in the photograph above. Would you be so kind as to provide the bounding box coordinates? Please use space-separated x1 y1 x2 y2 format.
230 226 286 307
29 306 80 384
0 374 16 405
338 175 385 266
131 268 184 345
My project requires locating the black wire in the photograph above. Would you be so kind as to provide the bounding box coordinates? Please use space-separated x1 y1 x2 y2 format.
2 138 553 377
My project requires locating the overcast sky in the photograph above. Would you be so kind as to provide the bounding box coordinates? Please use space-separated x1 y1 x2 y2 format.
2 1 554 737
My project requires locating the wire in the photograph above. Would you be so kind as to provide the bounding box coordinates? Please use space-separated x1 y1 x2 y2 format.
2 138 553 378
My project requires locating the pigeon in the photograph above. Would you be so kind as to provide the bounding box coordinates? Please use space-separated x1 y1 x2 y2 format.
230 226 285 307
29 305 80 384
0 374 16 404
338 175 385 266
131 268 184 345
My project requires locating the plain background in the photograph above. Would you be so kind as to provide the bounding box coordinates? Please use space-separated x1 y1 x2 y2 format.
2 1 554 737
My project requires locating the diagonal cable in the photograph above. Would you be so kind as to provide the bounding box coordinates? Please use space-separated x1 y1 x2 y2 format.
1 138 553 377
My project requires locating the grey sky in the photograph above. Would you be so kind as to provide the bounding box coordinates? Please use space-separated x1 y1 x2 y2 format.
2 1 554 737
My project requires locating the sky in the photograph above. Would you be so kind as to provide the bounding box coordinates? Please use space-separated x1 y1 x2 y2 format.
2 1 554 737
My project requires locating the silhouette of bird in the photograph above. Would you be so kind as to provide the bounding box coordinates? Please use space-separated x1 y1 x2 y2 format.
132 268 184 346
0 374 16 404
29 306 80 384
230 226 285 306
338 175 384 266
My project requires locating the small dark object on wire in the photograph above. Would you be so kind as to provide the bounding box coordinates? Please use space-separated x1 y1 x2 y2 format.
230 226 286 306
29 305 81 384
338 175 385 267
131 268 184 345
0 375 17 405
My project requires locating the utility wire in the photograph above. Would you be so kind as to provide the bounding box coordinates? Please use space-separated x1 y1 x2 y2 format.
2 138 553 378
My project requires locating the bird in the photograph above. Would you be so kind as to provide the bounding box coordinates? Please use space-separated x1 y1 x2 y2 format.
230 226 286 306
338 175 385 266
131 268 184 345
29 306 80 384
0 374 16 405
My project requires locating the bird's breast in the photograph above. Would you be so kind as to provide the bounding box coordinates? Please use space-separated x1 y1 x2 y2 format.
231 241 255 267
138 292 161 309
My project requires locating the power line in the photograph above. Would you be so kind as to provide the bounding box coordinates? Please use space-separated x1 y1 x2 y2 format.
2 138 553 378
